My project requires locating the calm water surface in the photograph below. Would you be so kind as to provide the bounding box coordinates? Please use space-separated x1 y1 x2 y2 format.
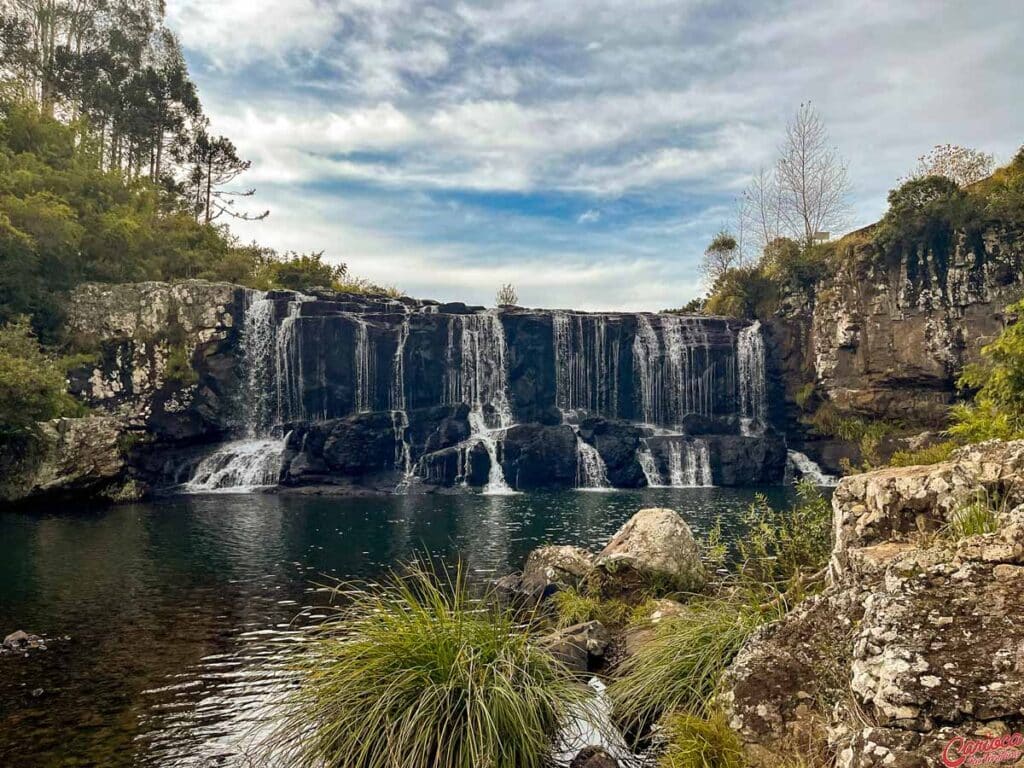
0 487 800 767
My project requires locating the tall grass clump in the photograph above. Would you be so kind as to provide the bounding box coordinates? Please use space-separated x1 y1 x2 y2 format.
947 491 1001 540
267 563 585 768
607 599 768 735
551 587 633 628
658 709 745 768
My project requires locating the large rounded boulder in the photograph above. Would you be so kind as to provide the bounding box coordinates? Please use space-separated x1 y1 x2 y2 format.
589 508 706 600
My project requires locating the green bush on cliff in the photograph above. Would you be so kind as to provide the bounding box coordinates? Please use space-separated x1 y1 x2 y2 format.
0 317 81 435
266 563 584 768
658 709 745 768
949 299 1024 443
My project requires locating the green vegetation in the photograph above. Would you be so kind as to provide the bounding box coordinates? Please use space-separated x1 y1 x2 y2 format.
737 481 833 597
551 588 633 628
947 491 1001 540
949 299 1024 443
889 440 957 467
658 710 745 768
0 317 86 497
608 598 767 734
267 564 584 768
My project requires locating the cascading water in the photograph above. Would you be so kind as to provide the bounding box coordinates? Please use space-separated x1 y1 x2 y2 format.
636 440 664 487
390 315 415 492
553 312 620 417
633 315 719 428
572 430 611 491
183 291 290 493
787 450 838 486
666 440 713 487
738 321 767 436
447 313 517 495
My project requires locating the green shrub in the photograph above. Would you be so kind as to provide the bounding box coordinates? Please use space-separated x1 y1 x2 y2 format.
164 344 198 385
736 481 832 602
608 599 766 734
0 317 81 434
949 300 1024 443
704 266 778 320
658 709 745 768
267 563 584 768
889 441 957 467
551 588 632 629
947 491 1001 540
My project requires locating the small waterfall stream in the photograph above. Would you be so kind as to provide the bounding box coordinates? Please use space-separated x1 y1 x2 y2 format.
183 292 290 493
636 440 663 487
787 450 838 486
666 440 713 487
738 321 767 436
448 313 518 495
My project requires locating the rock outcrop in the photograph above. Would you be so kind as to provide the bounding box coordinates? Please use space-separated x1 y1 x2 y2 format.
590 508 707 599
2 416 132 503
27 280 788 500
767 225 1024 471
724 440 1024 768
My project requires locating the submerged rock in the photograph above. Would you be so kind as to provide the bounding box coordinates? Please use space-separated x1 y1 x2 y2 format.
590 508 706 600
2 630 47 655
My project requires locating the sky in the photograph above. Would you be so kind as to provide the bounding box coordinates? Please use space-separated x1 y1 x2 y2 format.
165 0 1024 311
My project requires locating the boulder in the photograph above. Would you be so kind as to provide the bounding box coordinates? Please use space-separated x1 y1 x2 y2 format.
590 508 706 600
569 746 620 768
724 439 1024 768
538 621 612 674
522 545 596 592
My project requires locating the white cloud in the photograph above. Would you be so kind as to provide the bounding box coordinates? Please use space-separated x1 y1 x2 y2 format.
166 0 1024 310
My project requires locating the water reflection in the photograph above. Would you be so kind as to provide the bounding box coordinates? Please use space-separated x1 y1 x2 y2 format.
0 486 800 766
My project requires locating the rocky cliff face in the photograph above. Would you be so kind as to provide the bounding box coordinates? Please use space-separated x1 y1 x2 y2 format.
767 224 1024 470
44 281 786 498
724 439 1024 767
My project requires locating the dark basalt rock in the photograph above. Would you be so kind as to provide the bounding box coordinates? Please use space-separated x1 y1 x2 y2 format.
501 424 578 489
579 417 646 488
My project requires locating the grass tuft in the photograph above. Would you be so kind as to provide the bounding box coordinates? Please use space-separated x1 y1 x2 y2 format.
658 709 745 768
608 598 767 735
266 562 585 768
947 491 1001 539
550 588 633 628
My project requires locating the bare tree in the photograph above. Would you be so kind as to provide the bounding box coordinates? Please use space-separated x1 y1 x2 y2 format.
907 144 995 188
700 230 741 288
739 166 784 256
775 102 850 248
495 283 518 306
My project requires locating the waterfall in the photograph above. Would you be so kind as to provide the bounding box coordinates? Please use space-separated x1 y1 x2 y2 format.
787 450 838 486
636 440 664 487
354 318 376 413
447 313 517 494
183 437 286 492
392 410 414 492
553 312 620 417
738 321 767 436
667 440 712 487
633 315 717 428
573 431 611 491
182 291 291 493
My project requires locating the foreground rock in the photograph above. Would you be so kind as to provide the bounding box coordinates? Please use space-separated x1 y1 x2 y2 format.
589 508 706 599
539 621 612 675
724 440 1024 767
523 545 596 593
